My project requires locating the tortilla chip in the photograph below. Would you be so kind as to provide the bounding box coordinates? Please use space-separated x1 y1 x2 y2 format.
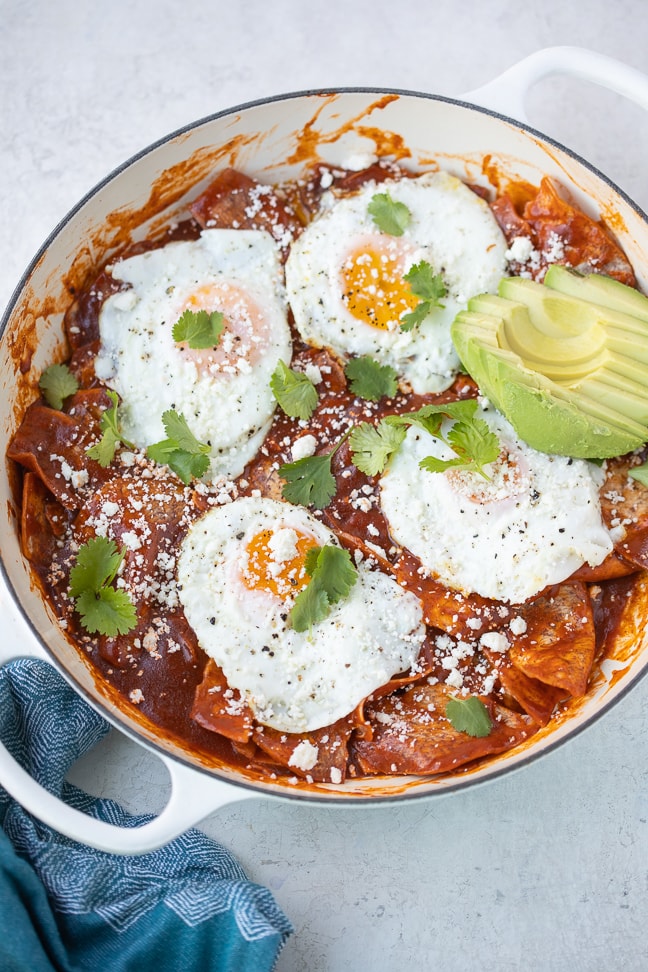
191 660 254 744
508 581 596 697
253 717 356 784
352 682 534 776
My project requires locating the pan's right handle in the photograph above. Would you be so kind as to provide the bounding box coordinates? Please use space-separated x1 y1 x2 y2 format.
462 46 648 124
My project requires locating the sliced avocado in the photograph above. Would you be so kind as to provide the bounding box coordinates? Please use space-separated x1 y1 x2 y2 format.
450 330 646 458
544 265 648 323
451 275 648 458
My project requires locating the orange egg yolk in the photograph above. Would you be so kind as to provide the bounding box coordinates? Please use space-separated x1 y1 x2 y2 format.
341 241 419 330
242 528 317 598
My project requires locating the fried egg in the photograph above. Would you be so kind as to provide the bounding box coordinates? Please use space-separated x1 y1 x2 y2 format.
379 402 615 603
95 229 291 480
177 496 426 733
285 171 507 393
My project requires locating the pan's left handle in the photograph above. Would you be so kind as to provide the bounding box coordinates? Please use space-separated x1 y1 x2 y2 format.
0 584 257 854
461 46 648 123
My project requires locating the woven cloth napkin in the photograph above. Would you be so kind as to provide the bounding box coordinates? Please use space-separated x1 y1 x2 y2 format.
0 657 292 972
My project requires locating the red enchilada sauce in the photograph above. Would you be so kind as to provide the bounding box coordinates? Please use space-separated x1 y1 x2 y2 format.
7 162 647 785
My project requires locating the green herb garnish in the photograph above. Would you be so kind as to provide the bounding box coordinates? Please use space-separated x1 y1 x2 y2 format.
348 418 406 476
147 409 211 484
39 363 79 410
419 415 500 480
289 545 358 632
349 400 498 479
270 359 319 420
172 309 224 349
344 355 398 402
400 260 447 331
69 537 137 637
389 400 500 480
86 390 134 467
445 696 492 738
278 430 350 509
367 191 411 236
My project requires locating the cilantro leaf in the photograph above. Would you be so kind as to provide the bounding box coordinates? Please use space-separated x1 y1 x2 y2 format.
278 430 351 509
289 577 330 632
75 587 138 637
279 453 337 509
419 416 500 479
400 261 447 331
69 536 125 597
69 537 137 637
270 360 319 420
39 363 79 410
161 410 210 455
388 400 477 437
445 696 492 738
448 417 500 472
146 410 211 484
289 545 358 632
86 391 134 467
165 449 211 485
400 303 433 332
629 462 648 487
172 308 224 349
349 419 406 476
367 192 411 236
344 356 398 402
404 261 447 303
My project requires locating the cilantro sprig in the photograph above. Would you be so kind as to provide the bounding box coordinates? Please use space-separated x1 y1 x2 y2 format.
344 355 398 402
69 537 137 637
270 360 319 420
86 390 135 467
39 363 79 410
367 191 411 237
278 430 351 509
400 261 447 331
414 405 500 480
445 695 492 738
349 400 500 481
289 545 358 632
147 410 211 484
173 309 224 349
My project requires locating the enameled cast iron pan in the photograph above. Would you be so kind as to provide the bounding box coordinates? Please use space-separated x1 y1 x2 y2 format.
1 47 648 853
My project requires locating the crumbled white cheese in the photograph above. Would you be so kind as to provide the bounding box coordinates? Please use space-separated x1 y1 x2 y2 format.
509 616 528 636
268 527 299 563
480 631 509 653
288 740 319 771
291 434 318 461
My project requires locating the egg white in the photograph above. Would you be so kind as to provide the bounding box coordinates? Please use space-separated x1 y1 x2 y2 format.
379 403 614 603
95 229 291 480
177 496 426 733
285 171 507 394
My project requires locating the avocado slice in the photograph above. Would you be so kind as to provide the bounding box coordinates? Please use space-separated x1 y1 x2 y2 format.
451 275 648 458
544 265 648 323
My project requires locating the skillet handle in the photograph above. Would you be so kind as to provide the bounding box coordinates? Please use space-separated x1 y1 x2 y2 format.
0 740 256 854
462 46 648 122
0 589 256 855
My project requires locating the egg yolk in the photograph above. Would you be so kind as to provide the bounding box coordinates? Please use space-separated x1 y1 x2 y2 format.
174 282 271 374
341 239 419 330
242 528 317 598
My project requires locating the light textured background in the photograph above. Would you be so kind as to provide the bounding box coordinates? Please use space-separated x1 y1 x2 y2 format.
2 2 648 970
